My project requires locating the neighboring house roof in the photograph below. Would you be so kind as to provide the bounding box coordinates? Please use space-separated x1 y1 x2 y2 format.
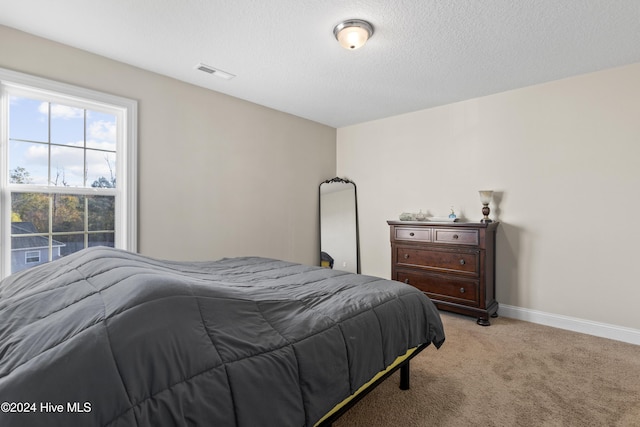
11 222 65 250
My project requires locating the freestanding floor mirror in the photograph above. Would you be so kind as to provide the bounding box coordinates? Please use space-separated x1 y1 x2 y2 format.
319 177 360 274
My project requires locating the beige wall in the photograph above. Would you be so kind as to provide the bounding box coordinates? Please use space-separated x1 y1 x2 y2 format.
3 24 640 332
337 62 640 330
0 25 336 265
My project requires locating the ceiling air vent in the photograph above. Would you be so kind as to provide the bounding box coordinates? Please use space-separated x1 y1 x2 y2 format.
195 63 236 80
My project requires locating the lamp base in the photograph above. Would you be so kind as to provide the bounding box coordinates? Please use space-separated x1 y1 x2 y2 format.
481 205 491 223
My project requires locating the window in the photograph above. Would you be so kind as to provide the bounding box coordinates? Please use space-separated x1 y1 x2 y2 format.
1 68 137 278
25 251 40 264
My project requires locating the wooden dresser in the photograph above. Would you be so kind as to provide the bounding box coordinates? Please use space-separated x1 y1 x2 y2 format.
388 221 499 325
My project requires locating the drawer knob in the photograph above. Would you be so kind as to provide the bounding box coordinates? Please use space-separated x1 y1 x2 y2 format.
404 253 410 259
404 279 409 284
409 232 415 237
460 287 465 293
453 234 459 239
459 259 465 265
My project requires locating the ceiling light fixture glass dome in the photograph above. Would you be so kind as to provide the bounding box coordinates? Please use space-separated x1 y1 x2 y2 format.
333 19 374 50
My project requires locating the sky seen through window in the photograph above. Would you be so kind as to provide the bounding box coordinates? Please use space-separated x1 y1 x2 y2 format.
9 95 117 187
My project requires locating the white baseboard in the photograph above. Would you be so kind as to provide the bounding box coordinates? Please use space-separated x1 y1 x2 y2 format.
499 304 640 346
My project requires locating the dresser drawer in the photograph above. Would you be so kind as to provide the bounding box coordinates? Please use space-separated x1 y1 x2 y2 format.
396 271 479 306
395 247 479 276
433 228 478 245
394 227 432 242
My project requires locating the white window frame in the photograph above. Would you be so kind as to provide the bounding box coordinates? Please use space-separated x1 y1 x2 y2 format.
0 67 137 279
25 251 40 264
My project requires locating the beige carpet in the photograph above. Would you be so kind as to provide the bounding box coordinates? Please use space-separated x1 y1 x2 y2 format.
334 312 640 427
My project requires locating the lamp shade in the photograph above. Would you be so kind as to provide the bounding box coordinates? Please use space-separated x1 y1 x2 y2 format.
479 190 493 205
333 20 374 50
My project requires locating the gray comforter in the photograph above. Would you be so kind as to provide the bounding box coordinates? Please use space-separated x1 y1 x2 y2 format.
0 247 444 426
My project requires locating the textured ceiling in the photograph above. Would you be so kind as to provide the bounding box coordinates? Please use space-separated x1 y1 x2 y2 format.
1 0 639 128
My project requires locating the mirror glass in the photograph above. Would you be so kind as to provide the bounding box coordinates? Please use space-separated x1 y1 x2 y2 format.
319 177 360 274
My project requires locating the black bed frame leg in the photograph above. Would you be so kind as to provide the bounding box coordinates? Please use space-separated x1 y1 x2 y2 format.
400 360 410 390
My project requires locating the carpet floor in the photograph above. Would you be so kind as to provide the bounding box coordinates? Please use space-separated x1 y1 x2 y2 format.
333 312 640 427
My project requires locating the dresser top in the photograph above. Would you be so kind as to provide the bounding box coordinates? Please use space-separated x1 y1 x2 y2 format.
387 220 499 230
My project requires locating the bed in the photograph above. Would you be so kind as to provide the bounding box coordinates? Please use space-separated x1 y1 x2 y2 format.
0 246 445 426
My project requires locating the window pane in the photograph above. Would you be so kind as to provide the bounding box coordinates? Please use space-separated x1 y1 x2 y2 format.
11 239 53 274
52 194 85 233
50 103 84 146
11 192 49 232
11 217 57 274
9 96 48 143
55 234 84 258
50 145 85 186
89 232 115 248
86 150 116 188
9 141 49 185
86 111 116 151
88 195 115 231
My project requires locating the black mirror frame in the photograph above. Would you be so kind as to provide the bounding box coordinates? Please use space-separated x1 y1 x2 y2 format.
319 177 361 274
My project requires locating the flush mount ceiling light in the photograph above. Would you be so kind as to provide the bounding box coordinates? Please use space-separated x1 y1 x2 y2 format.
333 19 374 50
